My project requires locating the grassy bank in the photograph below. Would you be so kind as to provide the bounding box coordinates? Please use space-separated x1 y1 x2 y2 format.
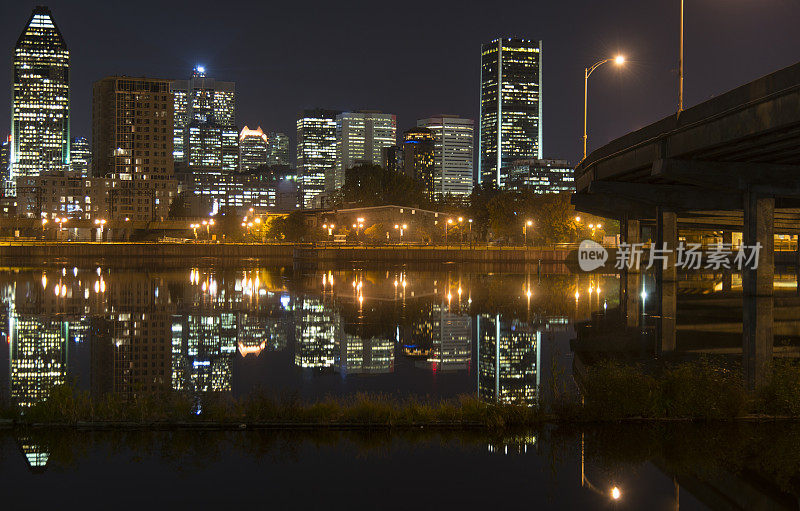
5 359 800 428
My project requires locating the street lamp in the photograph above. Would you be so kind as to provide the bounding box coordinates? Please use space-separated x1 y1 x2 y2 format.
583 55 625 160
394 223 408 242
523 220 533 246
445 218 453 246
94 218 107 241
55 217 68 239
190 223 199 239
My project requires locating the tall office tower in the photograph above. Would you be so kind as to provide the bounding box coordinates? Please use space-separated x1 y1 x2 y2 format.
9 7 70 196
477 314 540 405
402 127 436 197
92 76 176 220
294 296 336 369
69 136 91 177
479 38 542 188
0 135 10 180
9 311 68 408
267 131 290 166
418 116 474 197
297 109 339 208
503 158 574 193
239 126 269 172
171 67 236 168
334 111 396 191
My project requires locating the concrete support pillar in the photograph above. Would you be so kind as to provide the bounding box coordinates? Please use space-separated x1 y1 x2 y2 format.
742 192 774 390
622 217 641 328
657 208 678 353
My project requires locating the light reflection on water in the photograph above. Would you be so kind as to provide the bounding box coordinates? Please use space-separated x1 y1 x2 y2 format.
0 264 619 412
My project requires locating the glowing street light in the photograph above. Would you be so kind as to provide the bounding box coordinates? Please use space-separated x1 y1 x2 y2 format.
394 223 408 242
523 220 533 246
583 55 626 160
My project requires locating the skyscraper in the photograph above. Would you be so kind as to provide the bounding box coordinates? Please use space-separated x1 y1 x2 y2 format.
239 126 269 172
92 76 176 221
70 136 91 177
297 109 339 208
417 115 474 197
334 111 396 191
171 67 236 170
402 127 436 197
479 38 542 188
266 131 290 166
9 7 70 196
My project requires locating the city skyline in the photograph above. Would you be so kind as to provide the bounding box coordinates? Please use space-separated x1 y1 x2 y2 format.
2 1 797 165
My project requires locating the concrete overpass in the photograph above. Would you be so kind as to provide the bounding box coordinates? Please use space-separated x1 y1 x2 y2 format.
573 61 800 389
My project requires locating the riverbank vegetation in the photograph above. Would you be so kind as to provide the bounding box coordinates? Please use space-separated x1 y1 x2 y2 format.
4 359 800 428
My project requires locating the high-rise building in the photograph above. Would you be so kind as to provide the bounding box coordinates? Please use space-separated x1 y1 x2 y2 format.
239 126 269 172
402 127 436 197
171 67 236 169
417 116 474 197
297 109 338 208
0 135 10 180
9 7 70 196
183 121 238 172
478 314 540 405
334 111 396 191
267 131 290 166
70 136 91 177
479 38 542 188
92 76 176 221
502 158 574 193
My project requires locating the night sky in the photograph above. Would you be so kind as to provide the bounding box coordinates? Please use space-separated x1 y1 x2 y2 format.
2 0 799 164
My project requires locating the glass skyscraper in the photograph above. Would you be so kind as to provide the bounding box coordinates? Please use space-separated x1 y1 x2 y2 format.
334 111 396 191
266 131 290 166
478 38 542 188
69 136 91 177
239 126 269 172
171 67 237 170
417 116 474 197
9 7 70 196
297 109 339 208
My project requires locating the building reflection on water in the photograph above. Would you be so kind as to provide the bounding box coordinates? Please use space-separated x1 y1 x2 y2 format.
1 265 608 467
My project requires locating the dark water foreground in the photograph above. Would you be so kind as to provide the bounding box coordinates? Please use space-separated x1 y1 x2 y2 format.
4 423 800 509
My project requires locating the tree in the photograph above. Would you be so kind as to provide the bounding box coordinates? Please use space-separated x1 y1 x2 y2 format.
331 164 428 208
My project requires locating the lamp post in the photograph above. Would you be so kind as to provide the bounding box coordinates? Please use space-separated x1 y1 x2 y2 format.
458 217 464 245
524 220 533 247
445 218 453 247
394 223 407 243
468 218 473 248
190 223 199 239
94 218 106 242
583 55 625 160
55 217 68 239
41 218 48 240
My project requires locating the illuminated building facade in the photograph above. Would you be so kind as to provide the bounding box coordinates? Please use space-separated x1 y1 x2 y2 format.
479 38 542 188
294 297 336 369
267 131 290 166
478 314 540 405
1 135 11 181
335 335 394 375
171 67 236 167
9 7 70 197
92 76 177 221
501 158 574 193
239 126 269 172
184 121 238 172
417 116 474 197
334 111 396 191
402 127 436 197
69 136 91 177
297 109 339 208
9 312 68 408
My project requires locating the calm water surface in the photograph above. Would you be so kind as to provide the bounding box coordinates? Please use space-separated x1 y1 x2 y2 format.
2 260 800 509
